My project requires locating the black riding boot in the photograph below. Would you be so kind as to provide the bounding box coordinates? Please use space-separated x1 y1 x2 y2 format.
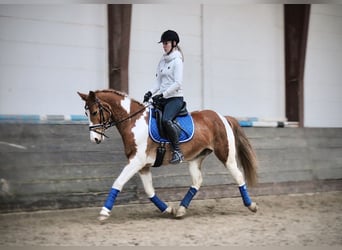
164 120 184 164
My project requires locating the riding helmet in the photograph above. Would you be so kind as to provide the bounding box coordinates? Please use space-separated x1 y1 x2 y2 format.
159 30 180 44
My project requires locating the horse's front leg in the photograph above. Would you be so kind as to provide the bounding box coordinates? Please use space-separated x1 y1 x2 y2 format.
139 167 173 214
98 159 143 221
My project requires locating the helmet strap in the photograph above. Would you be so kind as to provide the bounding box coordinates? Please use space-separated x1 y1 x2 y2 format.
167 41 177 55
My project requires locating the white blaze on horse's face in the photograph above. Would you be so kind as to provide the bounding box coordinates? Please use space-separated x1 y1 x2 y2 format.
86 109 104 144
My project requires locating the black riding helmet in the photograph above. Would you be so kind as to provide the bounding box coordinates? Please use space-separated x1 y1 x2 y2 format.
159 30 180 45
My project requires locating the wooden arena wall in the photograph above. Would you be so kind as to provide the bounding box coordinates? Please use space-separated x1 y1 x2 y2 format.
0 124 341 212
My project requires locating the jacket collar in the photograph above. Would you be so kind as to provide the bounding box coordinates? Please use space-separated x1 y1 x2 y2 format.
163 50 182 62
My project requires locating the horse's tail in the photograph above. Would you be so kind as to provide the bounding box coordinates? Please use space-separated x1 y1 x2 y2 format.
226 116 258 187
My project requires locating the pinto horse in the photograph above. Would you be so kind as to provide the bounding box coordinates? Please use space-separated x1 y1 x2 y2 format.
78 89 258 221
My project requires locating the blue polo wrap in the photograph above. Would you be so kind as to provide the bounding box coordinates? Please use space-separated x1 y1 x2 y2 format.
104 188 120 210
180 187 198 208
150 194 168 212
239 184 252 207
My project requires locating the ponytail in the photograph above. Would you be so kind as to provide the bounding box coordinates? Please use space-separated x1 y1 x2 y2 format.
176 45 184 62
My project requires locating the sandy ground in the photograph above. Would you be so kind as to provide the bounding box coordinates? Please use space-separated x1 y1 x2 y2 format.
0 191 341 246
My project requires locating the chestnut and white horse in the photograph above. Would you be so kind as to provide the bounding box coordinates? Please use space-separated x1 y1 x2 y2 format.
78 89 258 221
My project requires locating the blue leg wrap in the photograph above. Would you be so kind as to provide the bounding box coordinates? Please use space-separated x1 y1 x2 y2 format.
104 188 120 211
150 194 168 212
239 184 252 207
180 187 198 208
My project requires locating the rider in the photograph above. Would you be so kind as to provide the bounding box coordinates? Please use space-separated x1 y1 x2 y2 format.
143 30 185 164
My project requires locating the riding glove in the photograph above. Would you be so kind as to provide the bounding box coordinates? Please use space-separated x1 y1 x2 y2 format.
152 93 164 104
143 91 152 103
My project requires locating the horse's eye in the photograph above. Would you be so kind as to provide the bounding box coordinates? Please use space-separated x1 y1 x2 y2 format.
92 111 98 116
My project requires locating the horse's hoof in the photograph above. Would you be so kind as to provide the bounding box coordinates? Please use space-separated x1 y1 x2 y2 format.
170 207 177 217
248 202 258 213
98 215 109 222
98 207 111 222
164 206 174 214
175 206 187 218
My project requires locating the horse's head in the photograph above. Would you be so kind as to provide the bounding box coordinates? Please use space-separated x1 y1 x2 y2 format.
78 91 113 144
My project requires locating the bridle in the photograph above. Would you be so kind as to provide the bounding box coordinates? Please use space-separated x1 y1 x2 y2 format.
84 98 112 138
85 98 150 138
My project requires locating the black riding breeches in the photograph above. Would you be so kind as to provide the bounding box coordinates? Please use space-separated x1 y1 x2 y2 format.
161 97 184 124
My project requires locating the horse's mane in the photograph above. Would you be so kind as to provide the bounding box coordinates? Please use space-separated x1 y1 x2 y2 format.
95 89 145 107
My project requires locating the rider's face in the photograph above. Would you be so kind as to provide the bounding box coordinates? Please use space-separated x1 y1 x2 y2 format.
162 41 172 54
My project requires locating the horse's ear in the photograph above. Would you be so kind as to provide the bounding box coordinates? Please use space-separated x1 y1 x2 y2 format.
77 92 88 101
88 91 96 101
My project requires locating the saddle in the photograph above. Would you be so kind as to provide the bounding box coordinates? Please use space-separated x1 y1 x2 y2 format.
149 102 194 143
148 102 195 167
153 102 189 139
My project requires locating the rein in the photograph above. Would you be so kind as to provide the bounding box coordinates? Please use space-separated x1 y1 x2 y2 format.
85 98 150 138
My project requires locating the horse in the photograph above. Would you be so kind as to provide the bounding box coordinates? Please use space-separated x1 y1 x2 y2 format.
77 89 258 221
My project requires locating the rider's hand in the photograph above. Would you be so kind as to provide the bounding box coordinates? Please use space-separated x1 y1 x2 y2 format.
152 93 164 104
143 91 152 103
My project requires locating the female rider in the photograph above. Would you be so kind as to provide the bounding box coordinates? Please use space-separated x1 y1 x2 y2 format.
143 30 185 164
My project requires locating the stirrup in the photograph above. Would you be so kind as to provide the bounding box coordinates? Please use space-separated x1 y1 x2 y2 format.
170 150 184 164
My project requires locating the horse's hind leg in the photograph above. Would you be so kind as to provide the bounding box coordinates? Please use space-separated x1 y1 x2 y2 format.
225 157 257 212
139 167 173 214
175 157 204 218
219 115 257 212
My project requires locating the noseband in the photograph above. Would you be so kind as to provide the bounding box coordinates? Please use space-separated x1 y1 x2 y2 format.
85 98 150 138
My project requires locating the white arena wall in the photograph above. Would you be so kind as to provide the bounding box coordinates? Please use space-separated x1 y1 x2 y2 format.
0 5 108 115
128 4 203 111
0 4 341 127
304 5 342 127
129 4 285 120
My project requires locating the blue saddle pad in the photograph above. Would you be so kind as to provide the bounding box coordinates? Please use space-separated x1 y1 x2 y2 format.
148 108 195 143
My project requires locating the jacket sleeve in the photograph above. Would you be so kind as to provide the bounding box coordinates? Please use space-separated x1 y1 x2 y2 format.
163 57 183 98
